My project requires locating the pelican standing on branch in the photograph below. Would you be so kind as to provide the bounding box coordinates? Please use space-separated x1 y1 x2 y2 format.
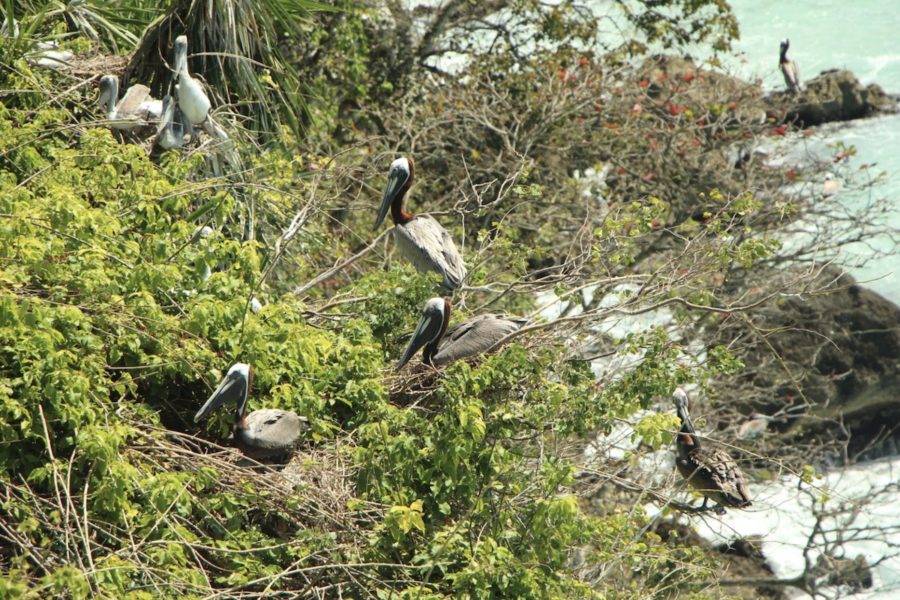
374 157 467 292
194 363 309 461
173 35 211 130
673 389 752 511
779 39 801 94
396 298 525 370
97 74 162 130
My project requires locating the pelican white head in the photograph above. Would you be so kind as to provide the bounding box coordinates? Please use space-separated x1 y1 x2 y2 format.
98 75 118 115
390 157 411 177
396 297 448 370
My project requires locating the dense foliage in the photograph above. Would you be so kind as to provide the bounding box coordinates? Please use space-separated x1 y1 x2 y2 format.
0 0 881 598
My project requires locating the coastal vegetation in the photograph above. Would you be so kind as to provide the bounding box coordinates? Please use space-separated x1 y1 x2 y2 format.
1 1 896 598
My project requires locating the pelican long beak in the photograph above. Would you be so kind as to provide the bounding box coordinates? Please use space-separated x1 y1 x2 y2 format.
98 77 116 115
158 95 174 135
194 368 248 422
673 389 693 428
374 170 405 230
396 312 443 370
173 37 187 77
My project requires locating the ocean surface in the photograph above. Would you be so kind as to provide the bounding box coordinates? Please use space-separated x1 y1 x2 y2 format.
692 3 900 596
717 0 900 303
426 1 900 594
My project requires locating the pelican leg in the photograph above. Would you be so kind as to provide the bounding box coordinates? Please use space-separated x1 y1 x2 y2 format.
701 497 709 511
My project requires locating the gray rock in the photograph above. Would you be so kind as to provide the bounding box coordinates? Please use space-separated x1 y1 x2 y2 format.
777 69 898 126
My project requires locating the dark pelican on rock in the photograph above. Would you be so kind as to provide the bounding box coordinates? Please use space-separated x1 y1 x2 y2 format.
673 388 752 511
374 157 467 292
155 95 191 150
779 39 801 94
396 297 526 370
98 74 162 130
173 35 211 130
194 363 308 461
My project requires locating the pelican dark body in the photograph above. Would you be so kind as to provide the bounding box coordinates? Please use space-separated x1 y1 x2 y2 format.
673 389 752 511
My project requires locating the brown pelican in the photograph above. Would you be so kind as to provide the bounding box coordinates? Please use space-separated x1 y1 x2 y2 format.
737 413 777 440
173 35 211 129
396 297 525 369
98 74 162 130
779 39 801 94
673 389 752 511
155 95 191 150
194 363 308 460
374 157 467 292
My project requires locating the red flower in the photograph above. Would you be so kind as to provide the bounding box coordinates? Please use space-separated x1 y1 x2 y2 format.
769 124 787 136
786 169 796 181
638 79 650 88
682 73 694 82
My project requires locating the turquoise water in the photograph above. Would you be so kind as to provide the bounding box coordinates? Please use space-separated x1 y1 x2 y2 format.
723 1 900 303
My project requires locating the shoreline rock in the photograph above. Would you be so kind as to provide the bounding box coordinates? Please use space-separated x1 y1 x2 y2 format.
710 267 900 465
769 69 899 127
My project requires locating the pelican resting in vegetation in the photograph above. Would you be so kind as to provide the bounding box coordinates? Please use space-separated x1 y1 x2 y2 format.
374 157 467 292
173 35 211 129
396 297 526 370
779 39 801 94
737 413 777 440
194 363 308 460
673 389 752 511
98 74 162 130
156 95 191 150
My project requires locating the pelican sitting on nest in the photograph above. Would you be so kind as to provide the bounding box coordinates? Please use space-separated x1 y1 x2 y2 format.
396 297 526 370
194 363 309 460
673 388 752 511
97 74 162 130
374 157 467 292
173 35 211 130
155 95 191 150
779 39 801 94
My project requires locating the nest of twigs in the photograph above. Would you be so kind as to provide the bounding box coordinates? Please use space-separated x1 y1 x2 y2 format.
130 420 376 541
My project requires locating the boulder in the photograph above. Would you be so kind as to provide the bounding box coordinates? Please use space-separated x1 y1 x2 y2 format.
708 267 900 464
774 69 898 127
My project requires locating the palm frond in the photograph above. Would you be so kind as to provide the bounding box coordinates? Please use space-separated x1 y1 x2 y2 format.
125 0 338 144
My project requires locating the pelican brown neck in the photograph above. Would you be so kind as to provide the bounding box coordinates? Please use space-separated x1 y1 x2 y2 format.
391 158 415 225
423 298 451 365
779 40 789 63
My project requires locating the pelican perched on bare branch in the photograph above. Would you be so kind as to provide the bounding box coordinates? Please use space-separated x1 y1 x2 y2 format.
397 298 525 370
194 363 308 460
155 95 191 150
673 389 752 511
173 35 211 130
779 39 801 94
97 74 162 130
374 157 467 292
